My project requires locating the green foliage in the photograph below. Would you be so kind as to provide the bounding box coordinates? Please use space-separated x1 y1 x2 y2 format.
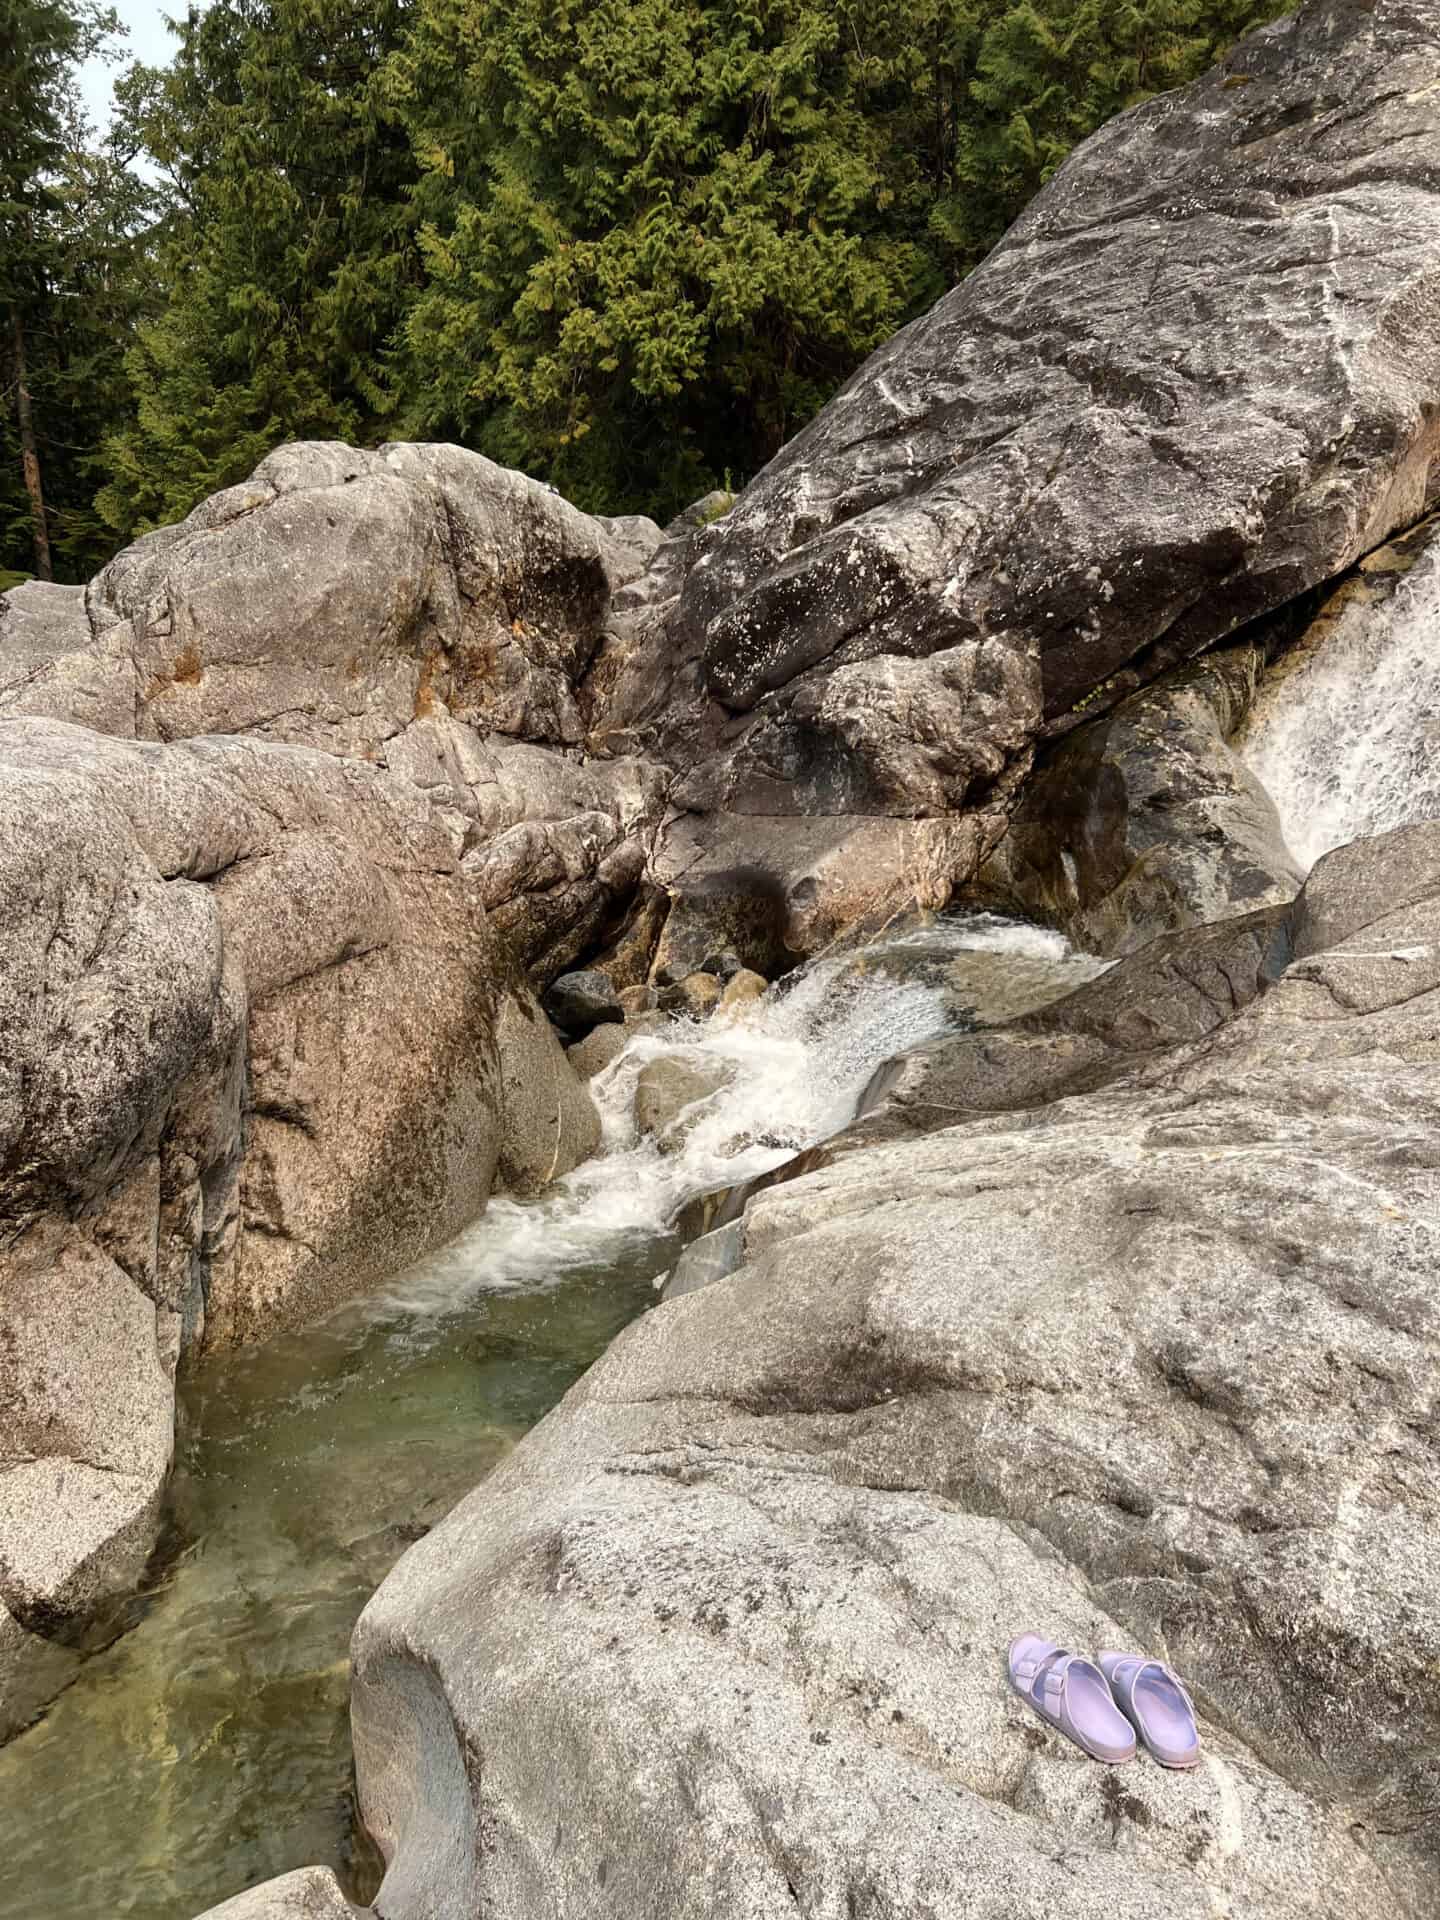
15 0 1291 551
96 0 419 541
1 0 152 581
390 0 946 515
389 0 1291 519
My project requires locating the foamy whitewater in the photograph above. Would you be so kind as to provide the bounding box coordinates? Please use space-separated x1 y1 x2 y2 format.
376 913 1103 1317
1239 538 1440 871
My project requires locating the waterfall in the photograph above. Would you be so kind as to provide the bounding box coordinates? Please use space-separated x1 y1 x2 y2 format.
375 914 1106 1317
1238 534 1440 872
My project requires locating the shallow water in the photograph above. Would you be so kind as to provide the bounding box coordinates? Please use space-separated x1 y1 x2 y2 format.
0 1254 665 1919
0 913 1097 1920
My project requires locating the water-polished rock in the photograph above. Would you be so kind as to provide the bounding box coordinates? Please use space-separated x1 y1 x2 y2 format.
656 971 724 1021
976 645 1303 954
634 1054 732 1152
348 819 1440 1918
197 1868 358 1918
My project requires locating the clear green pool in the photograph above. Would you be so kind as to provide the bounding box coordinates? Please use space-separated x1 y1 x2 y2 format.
0 1230 671 1919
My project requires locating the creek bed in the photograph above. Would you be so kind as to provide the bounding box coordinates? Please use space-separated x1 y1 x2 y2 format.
0 911 1105 1919
0 1240 670 1919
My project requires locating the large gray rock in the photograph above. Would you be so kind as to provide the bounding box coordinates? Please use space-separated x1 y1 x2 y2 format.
76 440 660 754
597 0 1440 957
0 447 672 1000
348 819 1440 1917
0 445 674 1745
0 715 602 1739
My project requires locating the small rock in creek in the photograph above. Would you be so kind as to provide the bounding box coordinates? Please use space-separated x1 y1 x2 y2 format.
542 969 624 1039
698 949 747 981
634 1056 733 1151
566 1023 631 1082
657 971 724 1019
714 968 768 1022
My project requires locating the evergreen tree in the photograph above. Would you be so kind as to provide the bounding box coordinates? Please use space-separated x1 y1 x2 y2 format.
934 0 1286 273
389 0 1290 520
390 0 951 517
0 0 126 582
97 0 418 542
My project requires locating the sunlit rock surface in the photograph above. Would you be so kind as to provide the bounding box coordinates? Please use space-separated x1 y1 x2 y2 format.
349 820 1440 1919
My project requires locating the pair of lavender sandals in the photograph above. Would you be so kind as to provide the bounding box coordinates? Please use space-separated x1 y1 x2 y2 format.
1008 1634 1200 1767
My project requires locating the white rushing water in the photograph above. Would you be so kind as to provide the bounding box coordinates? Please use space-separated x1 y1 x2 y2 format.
376 913 1105 1317
1238 538 1440 872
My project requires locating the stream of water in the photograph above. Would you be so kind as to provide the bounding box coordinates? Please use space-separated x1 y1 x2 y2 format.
0 915 1103 1920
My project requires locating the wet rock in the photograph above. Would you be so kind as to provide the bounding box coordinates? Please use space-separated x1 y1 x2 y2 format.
714 969 768 1022
634 1056 732 1151
493 997 602 1192
656 971 723 1021
350 818 1440 1918
196 1867 359 1918
659 1220 745 1302
566 1021 631 1082
698 949 746 981
853 906 1289 1146
542 969 624 1039
1236 511 1440 872
618 983 658 1015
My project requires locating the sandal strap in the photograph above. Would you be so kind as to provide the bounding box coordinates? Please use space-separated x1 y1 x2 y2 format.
1039 1656 1072 1711
1128 1657 1194 1711
1010 1641 1064 1689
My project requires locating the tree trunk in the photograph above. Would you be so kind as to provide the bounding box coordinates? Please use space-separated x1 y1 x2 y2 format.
10 304 53 583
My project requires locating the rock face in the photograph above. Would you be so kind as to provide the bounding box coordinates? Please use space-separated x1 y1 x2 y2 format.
349 819 1440 1918
15 440 659 755
0 443 670 1741
853 904 1290 1141
0 714 609 1736
1237 508 1440 871
973 646 1303 954
595 0 1440 957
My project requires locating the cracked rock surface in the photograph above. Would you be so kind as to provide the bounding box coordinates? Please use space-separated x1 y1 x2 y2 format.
347 820 1440 1918
598 0 1440 956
